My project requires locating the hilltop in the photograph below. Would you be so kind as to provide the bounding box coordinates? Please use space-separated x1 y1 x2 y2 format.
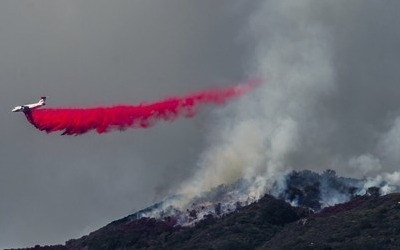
10 192 400 250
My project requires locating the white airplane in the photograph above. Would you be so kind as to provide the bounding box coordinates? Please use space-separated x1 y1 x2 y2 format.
12 96 47 112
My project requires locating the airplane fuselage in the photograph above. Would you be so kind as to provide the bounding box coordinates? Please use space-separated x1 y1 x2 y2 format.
12 97 46 112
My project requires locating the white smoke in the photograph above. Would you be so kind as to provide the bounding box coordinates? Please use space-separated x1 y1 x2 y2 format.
348 154 383 177
379 117 400 168
373 117 400 188
167 0 400 212
174 0 335 209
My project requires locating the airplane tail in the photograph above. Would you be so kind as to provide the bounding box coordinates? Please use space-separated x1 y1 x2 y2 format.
39 96 47 105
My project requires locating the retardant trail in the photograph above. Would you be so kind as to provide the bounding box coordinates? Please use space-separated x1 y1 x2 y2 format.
24 80 259 135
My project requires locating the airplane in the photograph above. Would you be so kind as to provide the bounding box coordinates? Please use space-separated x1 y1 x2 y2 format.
12 96 47 112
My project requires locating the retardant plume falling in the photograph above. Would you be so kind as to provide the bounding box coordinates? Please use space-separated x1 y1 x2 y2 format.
24 80 259 135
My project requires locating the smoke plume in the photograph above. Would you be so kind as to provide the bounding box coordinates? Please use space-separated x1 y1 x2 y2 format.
169 0 400 211
24 80 258 135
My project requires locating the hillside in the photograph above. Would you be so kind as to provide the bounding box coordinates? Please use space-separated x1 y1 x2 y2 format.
65 195 301 250
261 193 400 250
10 193 400 250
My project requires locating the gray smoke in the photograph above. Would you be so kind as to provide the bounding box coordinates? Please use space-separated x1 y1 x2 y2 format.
133 169 398 225
173 0 400 209
2 0 400 248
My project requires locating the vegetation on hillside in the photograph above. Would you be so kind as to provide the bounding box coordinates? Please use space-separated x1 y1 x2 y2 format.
8 171 400 250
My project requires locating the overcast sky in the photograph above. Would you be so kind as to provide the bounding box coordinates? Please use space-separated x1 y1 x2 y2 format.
0 1 255 248
2 1 400 249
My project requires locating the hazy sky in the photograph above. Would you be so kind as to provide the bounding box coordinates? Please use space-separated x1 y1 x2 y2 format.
0 1 255 248
2 1 400 249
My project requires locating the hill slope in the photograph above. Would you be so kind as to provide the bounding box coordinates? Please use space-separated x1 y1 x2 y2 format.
260 193 400 250
10 193 400 250
65 195 301 250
